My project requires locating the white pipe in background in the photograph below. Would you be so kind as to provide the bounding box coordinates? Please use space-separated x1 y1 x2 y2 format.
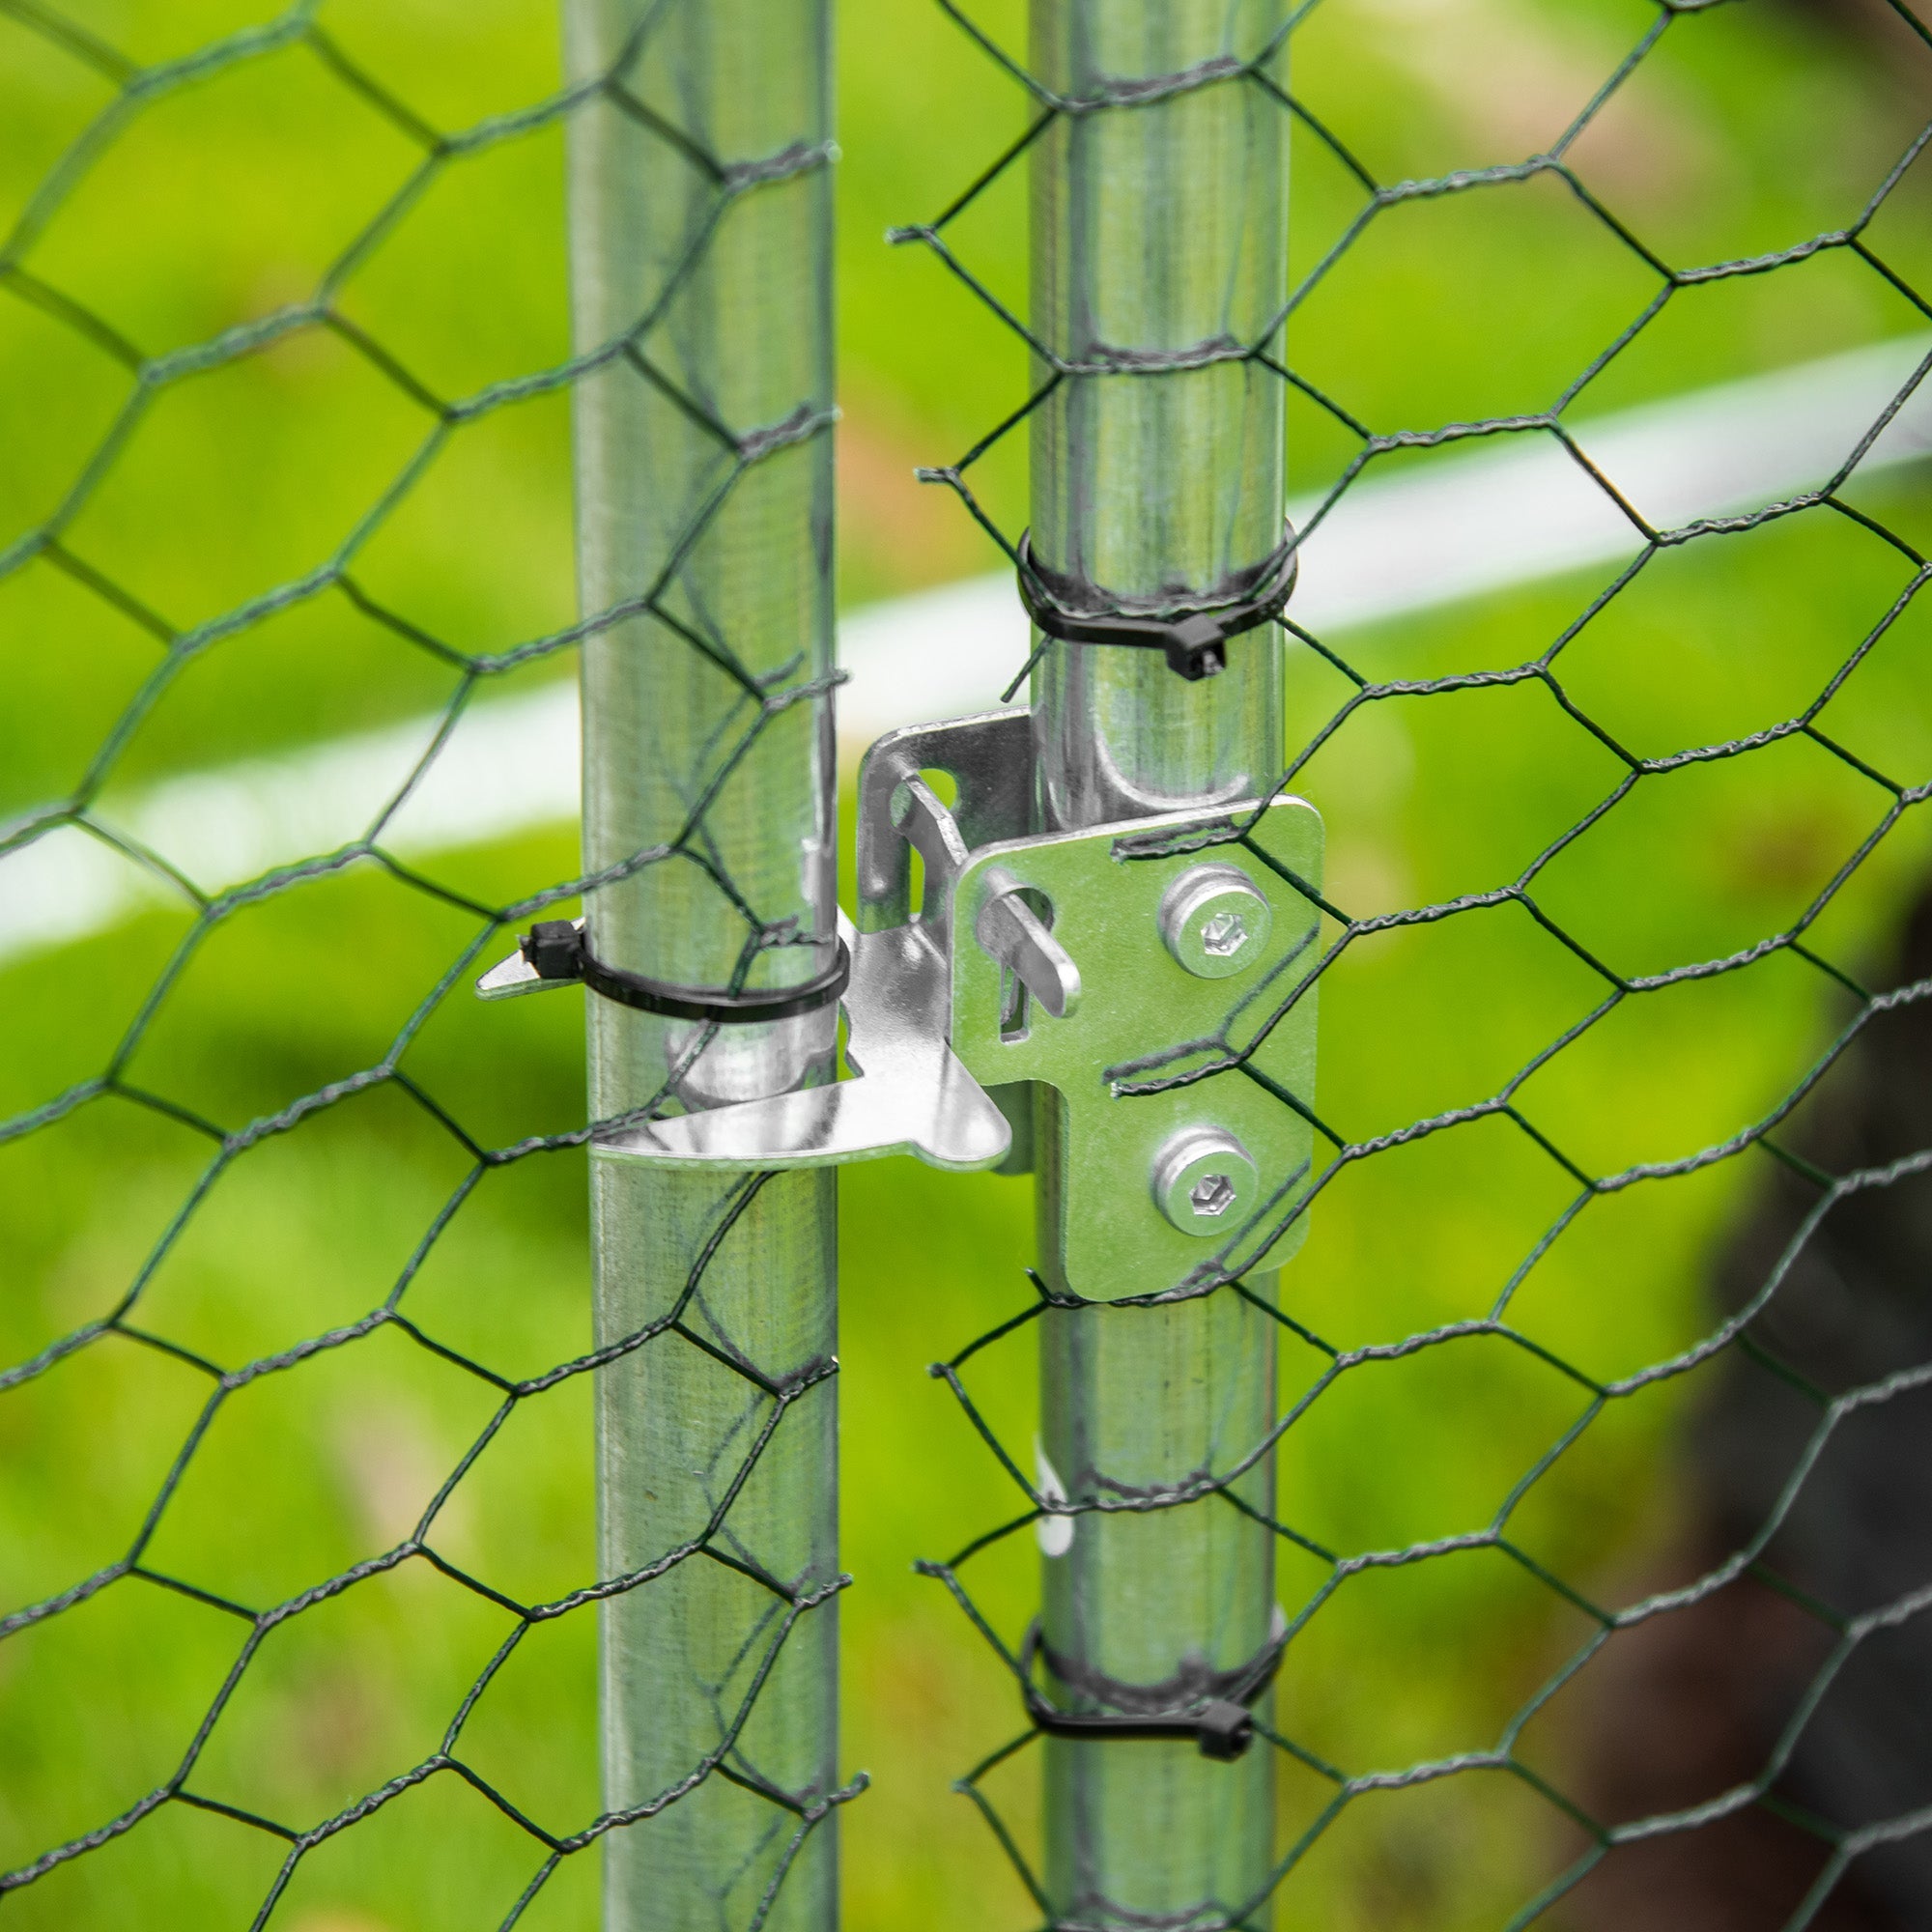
5 333 1929 964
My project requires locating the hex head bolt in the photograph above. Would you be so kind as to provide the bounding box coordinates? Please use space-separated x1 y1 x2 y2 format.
1158 863 1272 980
1151 1126 1259 1236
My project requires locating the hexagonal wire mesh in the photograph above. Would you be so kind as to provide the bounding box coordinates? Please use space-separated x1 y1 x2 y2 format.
6 0 1932 1928
1 1 847 1926
888 1 1932 1927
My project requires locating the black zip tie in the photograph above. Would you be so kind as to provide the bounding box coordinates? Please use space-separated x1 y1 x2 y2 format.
519 918 850 1025
1014 527 1299 682
1015 1619 1279 1762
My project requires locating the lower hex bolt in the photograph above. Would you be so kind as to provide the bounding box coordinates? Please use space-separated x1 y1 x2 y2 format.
1151 1126 1259 1236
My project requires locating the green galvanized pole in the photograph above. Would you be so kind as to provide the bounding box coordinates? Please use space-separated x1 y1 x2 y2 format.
564 4 840 1928
1029 3 1290 1926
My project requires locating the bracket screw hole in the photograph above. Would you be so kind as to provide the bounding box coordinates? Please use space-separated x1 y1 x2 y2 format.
1190 1172 1237 1218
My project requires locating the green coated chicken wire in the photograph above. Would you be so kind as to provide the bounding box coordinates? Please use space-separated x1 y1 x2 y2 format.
3 0 1932 1929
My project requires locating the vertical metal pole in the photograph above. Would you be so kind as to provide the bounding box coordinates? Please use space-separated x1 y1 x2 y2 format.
1030 4 1289 1927
566 5 839 1929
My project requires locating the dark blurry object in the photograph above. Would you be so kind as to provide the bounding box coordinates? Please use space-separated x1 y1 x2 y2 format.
1784 0 1932 48
1565 889 1932 1928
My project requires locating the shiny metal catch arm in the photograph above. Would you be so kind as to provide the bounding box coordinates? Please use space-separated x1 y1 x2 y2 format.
471 709 1055 1174
601 903 1011 1171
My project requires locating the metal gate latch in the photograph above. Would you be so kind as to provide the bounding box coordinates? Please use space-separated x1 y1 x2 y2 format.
478 706 1323 1297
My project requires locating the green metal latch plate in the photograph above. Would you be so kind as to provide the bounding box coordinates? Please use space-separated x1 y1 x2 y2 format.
950 793 1322 1303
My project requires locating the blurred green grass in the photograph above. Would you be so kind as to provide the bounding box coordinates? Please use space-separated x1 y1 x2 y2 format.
2 0 1931 1927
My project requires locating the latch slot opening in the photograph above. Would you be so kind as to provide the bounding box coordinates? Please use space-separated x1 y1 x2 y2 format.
903 767 961 928
999 886 1056 1044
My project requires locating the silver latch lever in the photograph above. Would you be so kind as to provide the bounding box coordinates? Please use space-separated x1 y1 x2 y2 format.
976 867 1080 1020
